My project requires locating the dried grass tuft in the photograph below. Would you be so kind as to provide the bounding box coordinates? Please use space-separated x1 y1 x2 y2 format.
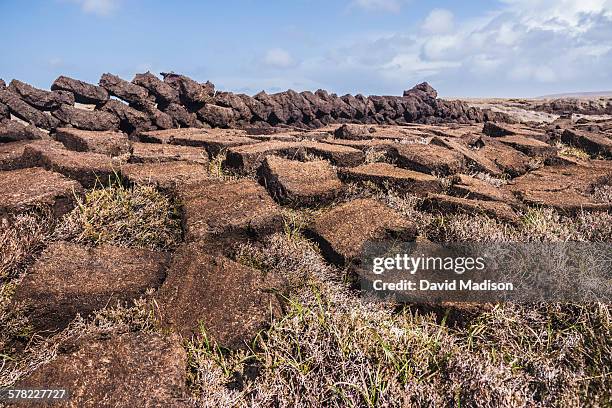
54 181 182 250
591 184 612 204
0 212 54 280
556 142 591 160
364 148 388 164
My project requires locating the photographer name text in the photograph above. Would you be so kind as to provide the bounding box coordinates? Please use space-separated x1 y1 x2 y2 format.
372 279 514 292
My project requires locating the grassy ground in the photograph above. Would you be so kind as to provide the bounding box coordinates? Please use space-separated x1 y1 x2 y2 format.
1 175 610 407
191 228 611 407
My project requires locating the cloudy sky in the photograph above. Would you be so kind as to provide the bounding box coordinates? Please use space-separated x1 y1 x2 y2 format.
1 0 611 97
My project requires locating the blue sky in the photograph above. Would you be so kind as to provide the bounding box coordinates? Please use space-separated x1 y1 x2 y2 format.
1 0 611 97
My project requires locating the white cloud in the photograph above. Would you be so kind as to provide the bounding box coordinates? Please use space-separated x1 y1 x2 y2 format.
422 35 460 60
313 0 612 95
500 0 612 31
223 0 611 97
69 0 119 16
352 0 405 13
263 48 296 69
495 23 521 46
422 9 454 33
381 53 461 82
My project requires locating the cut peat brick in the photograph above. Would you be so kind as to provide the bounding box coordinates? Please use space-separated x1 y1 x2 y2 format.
132 71 180 105
225 141 304 174
156 242 285 349
134 128 256 156
561 129 612 158
300 140 365 167
51 75 109 105
258 155 343 205
483 122 520 137
334 123 374 140
22 140 125 188
179 178 283 241
483 122 548 141
422 193 520 224
226 140 365 174
11 242 168 334
449 174 520 206
510 189 611 213
304 198 417 266
430 136 503 176
133 127 207 144
477 137 531 177
496 135 558 158
141 102 176 130
161 103 204 128
339 162 442 195
162 72 214 107
504 165 612 214
0 167 82 217
8 79 74 111
391 143 465 175
129 142 209 164
197 103 236 127
55 127 130 156
99 99 154 133
0 118 46 142
18 333 189 407
170 129 258 156
52 104 120 131
0 141 32 170
99 73 153 106
0 89 60 130
121 161 210 192
332 124 435 142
